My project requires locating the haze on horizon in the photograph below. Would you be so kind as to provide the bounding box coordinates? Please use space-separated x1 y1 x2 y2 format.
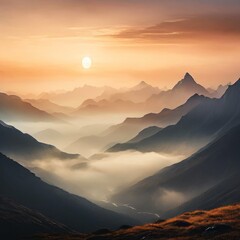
0 0 240 94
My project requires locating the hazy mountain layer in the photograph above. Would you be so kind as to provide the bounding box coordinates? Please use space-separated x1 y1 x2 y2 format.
0 92 58 122
109 79 240 156
0 121 79 161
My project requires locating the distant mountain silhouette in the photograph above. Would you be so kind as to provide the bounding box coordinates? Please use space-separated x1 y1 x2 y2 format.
112 123 240 215
107 81 161 103
39 85 116 107
132 81 154 90
73 81 161 116
0 197 73 239
25 98 74 115
0 153 137 234
67 126 162 157
109 79 240 155
145 73 210 112
68 74 209 116
172 73 207 93
0 121 79 161
33 129 65 148
0 92 58 122
75 99 144 116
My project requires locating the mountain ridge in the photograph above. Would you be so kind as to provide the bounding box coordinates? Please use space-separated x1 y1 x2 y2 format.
111 123 240 214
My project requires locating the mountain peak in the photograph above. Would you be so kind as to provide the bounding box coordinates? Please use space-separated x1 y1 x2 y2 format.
133 81 152 90
183 72 196 83
173 73 202 91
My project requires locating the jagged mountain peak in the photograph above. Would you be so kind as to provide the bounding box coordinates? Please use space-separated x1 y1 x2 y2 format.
184 72 195 81
173 73 197 89
171 73 209 97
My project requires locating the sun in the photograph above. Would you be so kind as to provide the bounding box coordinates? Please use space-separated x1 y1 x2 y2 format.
82 56 92 69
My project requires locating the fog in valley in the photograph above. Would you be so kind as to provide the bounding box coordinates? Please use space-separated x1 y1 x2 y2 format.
29 151 183 202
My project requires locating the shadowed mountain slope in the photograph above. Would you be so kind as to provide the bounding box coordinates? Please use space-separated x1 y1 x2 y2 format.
0 196 73 240
112 123 240 214
163 173 240 218
0 121 79 161
107 94 208 150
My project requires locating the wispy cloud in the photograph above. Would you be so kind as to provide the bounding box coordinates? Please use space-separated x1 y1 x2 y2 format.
107 15 240 42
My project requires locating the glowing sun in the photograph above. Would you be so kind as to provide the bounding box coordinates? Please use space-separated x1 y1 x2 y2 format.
82 56 92 69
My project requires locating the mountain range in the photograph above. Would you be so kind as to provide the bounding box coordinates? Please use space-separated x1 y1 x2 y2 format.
109 79 240 156
0 92 58 122
75 99 144 116
39 85 116 107
74 73 211 116
103 81 161 103
68 94 209 156
25 98 74 115
109 93 209 143
0 120 79 161
145 73 210 112
112 123 240 215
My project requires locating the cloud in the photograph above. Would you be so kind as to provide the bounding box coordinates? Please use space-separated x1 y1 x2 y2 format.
109 15 240 42
30 151 184 202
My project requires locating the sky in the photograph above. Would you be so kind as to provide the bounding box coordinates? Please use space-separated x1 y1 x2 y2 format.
0 0 240 94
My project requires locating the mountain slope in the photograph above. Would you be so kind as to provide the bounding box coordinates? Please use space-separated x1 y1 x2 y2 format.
0 197 73 239
0 92 58 122
0 121 79 161
107 94 208 152
109 79 240 155
33 204 240 240
127 126 162 144
0 153 137 233
112 123 240 214
164 174 240 218
124 94 208 128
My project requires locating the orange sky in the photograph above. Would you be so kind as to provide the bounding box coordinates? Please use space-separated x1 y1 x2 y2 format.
0 0 239 94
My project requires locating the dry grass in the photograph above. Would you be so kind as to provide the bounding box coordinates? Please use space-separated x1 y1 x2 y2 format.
32 203 240 240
